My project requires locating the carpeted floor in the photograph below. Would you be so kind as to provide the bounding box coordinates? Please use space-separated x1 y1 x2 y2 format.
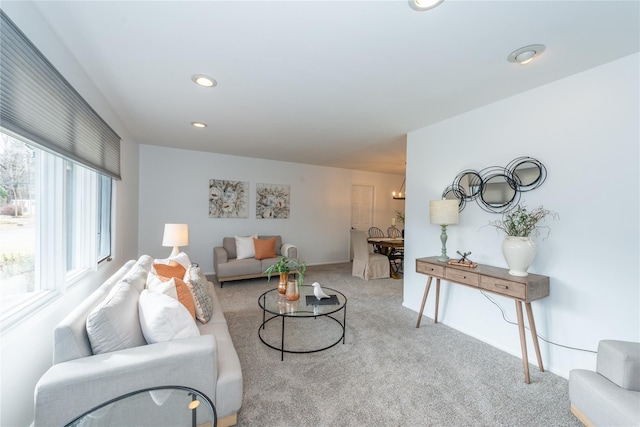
212 263 581 427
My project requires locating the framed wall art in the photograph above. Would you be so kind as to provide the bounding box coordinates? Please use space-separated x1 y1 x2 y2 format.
256 183 290 219
209 179 249 218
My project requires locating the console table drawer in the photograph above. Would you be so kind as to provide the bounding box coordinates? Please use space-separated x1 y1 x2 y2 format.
416 261 444 277
480 277 525 299
445 269 479 287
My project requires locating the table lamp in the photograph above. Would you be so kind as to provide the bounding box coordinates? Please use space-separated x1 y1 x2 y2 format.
162 223 189 257
429 200 459 262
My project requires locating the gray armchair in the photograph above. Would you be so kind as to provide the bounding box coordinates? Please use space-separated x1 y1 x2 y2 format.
569 340 640 426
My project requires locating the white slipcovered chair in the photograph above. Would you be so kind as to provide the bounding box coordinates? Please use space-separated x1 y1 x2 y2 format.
351 229 390 280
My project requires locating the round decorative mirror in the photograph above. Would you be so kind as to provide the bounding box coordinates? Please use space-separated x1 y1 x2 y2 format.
507 157 547 192
442 156 545 213
442 185 466 211
453 170 482 201
479 173 519 213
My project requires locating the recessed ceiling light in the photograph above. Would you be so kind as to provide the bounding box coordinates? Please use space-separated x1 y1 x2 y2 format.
191 74 217 88
408 0 444 11
507 44 546 65
191 122 207 128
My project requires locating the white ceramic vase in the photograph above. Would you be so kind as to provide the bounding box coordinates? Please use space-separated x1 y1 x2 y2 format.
502 236 536 277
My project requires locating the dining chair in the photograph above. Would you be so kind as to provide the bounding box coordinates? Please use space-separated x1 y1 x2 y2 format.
386 227 404 275
368 227 385 253
388 247 404 276
368 227 385 238
387 226 402 238
351 230 390 280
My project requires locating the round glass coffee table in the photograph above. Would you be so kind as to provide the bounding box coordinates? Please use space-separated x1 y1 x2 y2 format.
64 386 216 427
258 285 347 360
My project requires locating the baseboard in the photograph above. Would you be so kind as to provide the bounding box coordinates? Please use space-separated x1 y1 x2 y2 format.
570 403 595 427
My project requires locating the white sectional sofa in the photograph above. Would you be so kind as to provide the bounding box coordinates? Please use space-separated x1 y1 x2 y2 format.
33 255 243 427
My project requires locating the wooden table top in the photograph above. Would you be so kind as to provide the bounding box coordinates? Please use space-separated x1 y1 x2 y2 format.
368 237 404 248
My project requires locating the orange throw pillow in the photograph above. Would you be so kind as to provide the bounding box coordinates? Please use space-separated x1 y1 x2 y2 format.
172 277 196 321
153 260 186 280
254 237 276 260
155 275 196 321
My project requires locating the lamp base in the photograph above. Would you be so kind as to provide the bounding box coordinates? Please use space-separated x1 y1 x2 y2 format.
438 224 449 262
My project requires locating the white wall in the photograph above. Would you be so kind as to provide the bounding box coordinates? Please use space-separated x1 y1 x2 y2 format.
0 4 140 426
138 145 404 272
403 53 639 379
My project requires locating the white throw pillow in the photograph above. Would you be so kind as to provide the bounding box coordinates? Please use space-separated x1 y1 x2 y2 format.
122 268 149 293
146 271 178 299
153 252 191 271
235 234 257 259
86 282 146 355
122 254 154 293
138 290 200 344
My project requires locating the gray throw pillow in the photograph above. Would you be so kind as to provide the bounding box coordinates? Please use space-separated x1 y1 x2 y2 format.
86 282 146 354
185 264 213 323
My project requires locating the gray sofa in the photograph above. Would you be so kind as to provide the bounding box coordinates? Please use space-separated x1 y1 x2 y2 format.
569 340 640 426
33 255 243 427
214 235 297 285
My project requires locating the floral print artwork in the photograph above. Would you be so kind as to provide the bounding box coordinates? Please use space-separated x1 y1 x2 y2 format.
256 183 290 219
209 179 249 218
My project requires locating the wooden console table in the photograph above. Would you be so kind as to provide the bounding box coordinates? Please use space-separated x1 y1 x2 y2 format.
415 256 550 384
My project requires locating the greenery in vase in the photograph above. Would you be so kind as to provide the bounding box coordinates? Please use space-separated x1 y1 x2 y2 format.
488 204 558 239
264 257 307 286
395 211 405 224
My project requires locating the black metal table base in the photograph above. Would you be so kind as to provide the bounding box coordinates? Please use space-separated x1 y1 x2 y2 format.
258 297 347 361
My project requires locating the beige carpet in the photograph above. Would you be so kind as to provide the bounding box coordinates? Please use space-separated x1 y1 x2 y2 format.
212 262 580 427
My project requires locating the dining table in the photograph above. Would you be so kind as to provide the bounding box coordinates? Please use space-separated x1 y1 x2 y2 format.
367 237 404 252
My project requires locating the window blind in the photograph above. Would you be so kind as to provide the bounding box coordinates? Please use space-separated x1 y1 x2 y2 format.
0 10 121 180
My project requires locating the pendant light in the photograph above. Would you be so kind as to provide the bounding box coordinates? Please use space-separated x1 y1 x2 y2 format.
393 177 406 200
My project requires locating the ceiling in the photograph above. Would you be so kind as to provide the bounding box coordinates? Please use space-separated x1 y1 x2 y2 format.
21 1 640 175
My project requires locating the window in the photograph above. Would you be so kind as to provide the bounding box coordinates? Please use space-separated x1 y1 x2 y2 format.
0 134 37 320
1 10 120 330
0 131 113 328
97 174 113 262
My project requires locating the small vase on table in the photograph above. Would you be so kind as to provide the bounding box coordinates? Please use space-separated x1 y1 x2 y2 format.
285 276 300 301
278 272 288 294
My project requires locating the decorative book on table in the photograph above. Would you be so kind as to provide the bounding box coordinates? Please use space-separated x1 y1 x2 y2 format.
305 295 339 306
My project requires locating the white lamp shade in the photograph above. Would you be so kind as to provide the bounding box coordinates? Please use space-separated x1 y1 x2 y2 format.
162 223 189 247
430 200 459 225
410 0 445 11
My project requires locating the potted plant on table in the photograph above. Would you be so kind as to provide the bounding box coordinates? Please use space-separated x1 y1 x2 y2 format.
265 257 306 299
488 204 558 277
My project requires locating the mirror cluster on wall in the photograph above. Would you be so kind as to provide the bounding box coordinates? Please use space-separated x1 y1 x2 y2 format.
442 157 547 213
